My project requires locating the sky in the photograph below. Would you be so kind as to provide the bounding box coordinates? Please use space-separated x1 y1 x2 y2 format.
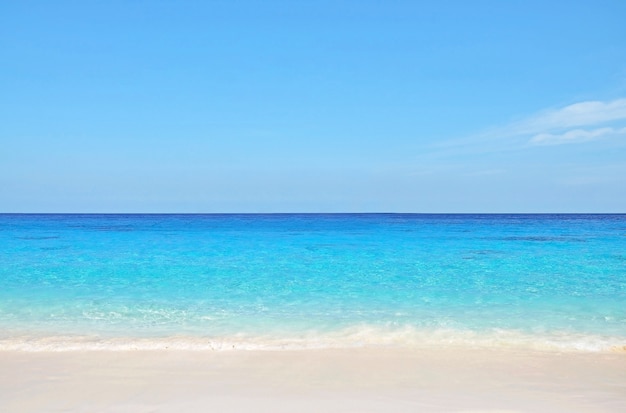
1 0 625 213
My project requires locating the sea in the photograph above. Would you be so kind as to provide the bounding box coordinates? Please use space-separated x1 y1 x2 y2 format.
0 214 624 352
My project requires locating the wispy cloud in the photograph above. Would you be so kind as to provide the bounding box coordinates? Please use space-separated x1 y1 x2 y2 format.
427 97 626 159
510 98 626 146
530 126 626 146
513 98 626 134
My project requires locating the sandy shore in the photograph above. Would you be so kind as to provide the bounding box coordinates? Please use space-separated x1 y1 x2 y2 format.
1 348 624 413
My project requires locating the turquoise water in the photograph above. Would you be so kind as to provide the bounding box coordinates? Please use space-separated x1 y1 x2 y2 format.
0 214 624 351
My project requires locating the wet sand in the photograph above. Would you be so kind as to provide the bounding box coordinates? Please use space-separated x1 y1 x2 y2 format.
1 348 624 412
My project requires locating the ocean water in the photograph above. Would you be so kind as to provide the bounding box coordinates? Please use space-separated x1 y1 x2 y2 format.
0 214 624 352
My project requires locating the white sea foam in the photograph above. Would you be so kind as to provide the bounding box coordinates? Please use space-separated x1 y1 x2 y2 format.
1 326 624 353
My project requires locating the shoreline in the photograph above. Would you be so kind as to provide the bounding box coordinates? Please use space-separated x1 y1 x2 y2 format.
1 347 624 412
2 327 625 353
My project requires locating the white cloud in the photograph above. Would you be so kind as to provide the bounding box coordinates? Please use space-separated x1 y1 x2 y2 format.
496 98 626 146
530 127 626 146
515 99 626 135
429 97 626 155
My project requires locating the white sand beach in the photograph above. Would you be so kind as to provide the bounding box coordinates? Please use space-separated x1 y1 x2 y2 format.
1 348 624 413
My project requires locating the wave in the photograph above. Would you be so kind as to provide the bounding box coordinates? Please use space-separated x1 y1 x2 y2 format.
1 325 624 353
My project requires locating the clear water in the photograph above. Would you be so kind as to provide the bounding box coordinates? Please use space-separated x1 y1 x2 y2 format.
0 214 624 352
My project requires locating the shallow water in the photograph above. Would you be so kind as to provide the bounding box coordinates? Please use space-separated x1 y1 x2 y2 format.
1 214 624 351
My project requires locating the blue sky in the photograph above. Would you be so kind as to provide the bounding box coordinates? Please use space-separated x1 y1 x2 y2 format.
2 0 625 212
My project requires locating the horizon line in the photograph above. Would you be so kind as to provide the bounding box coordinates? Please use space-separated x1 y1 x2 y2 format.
1 212 624 215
